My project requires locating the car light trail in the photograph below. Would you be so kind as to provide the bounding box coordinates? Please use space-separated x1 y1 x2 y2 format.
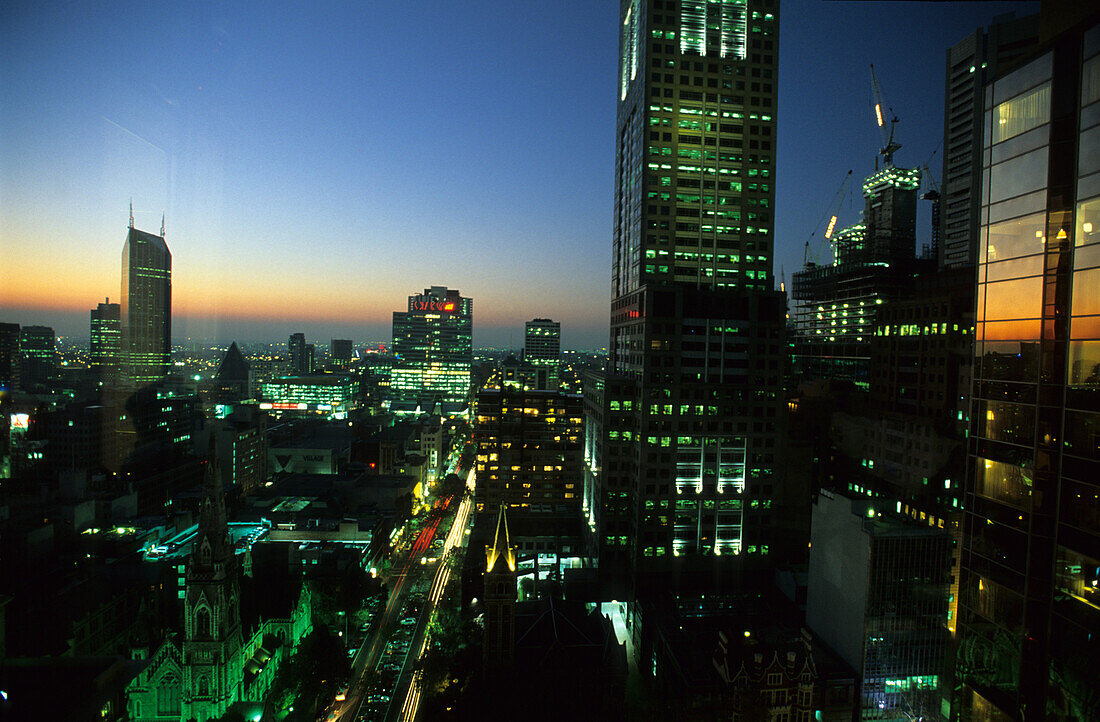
398 469 475 722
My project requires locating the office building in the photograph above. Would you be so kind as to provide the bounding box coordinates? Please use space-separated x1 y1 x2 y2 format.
17 325 56 389
258 374 356 418
0 322 19 392
523 319 561 390
939 15 1039 269
955 16 1100 721
90 298 121 386
121 211 171 386
331 338 353 367
390 286 472 414
807 490 951 719
474 388 583 512
287 333 313 375
585 0 786 598
791 164 925 387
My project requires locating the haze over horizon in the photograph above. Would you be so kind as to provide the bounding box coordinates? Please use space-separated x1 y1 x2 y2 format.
1 0 1038 350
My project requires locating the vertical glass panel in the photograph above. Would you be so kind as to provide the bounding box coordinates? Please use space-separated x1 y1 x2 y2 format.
1083 55 1100 108
1055 547 1100 611
993 82 1050 144
1077 197 1100 249
1079 125 1100 178
979 341 1040 383
985 255 1044 282
1068 340 1100 386
980 319 1041 341
986 212 1047 262
1063 413 1100 461
982 277 1042 321
1072 268 1100 316
978 400 1035 446
1071 316 1100 340
974 457 1033 508
993 53 1052 108
989 148 1049 205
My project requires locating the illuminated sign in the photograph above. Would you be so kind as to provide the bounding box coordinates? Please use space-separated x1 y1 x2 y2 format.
10 413 29 431
271 402 308 410
410 296 457 313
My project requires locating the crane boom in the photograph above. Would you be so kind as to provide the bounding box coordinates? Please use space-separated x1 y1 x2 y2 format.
804 170 853 266
870 64 901 166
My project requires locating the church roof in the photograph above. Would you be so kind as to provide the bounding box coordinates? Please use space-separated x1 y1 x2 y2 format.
485 503 515 574
216 342 250 382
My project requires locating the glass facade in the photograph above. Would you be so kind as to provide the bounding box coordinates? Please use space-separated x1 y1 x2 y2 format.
957 21 1100 722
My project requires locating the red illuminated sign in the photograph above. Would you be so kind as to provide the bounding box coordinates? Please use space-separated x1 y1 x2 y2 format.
410 296 457 313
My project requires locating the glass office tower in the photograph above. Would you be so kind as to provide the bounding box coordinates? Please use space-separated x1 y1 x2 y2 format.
121 216 171 387
587 0 786 597
956 18 1100 721
390 286 473 415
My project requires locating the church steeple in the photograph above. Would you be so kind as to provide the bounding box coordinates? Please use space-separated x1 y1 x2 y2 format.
190 441 233 580
486 502 515 574
182 439 243 721
483 503 516 668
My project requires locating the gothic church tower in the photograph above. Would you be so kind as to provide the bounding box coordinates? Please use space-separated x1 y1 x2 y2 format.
483 503 517 668
182 449 243 721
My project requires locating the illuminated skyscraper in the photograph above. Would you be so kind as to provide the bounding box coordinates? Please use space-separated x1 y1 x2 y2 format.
121 210 171 386
390 286 472 414
586 0 786 597
523 318 560 390
90 298 121 386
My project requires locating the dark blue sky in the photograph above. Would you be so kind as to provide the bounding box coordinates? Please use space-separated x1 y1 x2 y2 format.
1 1 1037 349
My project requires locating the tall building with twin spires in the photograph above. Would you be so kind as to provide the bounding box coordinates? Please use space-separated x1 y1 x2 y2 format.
585 0 787 599
122 209 172 387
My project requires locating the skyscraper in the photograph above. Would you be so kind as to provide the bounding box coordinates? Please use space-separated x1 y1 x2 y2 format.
90 298 121 386
587 0 785 597
390 286 473 414
523 318 561 390
17 325 55 389
288 332 309 374
939 14 1039 269
955 16 1100 720
121 211 171 387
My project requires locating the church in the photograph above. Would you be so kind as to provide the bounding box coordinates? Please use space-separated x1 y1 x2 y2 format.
125 455 312 721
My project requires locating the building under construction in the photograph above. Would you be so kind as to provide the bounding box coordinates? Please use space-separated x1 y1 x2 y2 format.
792 164 927 386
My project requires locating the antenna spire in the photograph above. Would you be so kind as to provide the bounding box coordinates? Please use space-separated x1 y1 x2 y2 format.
129 199 134 229
160 211 165 238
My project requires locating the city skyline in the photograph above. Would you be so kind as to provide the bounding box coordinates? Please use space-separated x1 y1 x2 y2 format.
1 1 1037 349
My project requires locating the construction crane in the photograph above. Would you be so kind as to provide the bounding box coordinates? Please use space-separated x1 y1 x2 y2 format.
803 169 853 266
870 63 901 167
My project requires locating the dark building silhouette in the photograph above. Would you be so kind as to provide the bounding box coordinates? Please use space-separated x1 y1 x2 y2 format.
18 325 56 390
213 341 251 403
91 298 121 387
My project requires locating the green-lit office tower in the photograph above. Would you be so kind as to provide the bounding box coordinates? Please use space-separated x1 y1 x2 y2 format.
90 298 121 386
586 0 786 598
524 318 561 390
121 210 171 387
390 286 473 415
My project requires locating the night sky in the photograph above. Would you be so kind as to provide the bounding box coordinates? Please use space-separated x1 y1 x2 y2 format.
0 0 1037 349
